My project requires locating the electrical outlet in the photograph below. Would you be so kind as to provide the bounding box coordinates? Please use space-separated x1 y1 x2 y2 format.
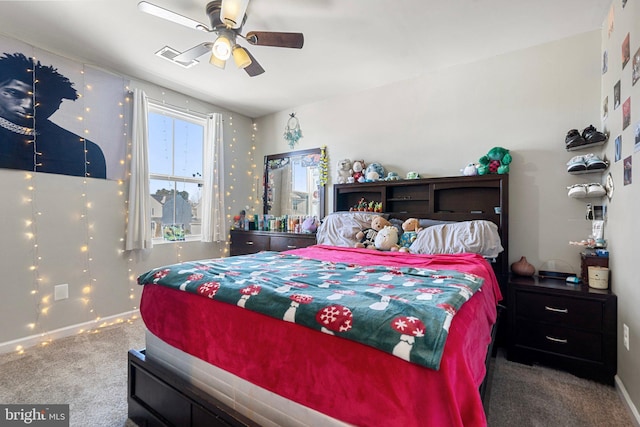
623 324 630 351
54 284 69 301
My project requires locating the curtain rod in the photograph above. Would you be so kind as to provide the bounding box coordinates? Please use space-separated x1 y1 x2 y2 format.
145 96 212 119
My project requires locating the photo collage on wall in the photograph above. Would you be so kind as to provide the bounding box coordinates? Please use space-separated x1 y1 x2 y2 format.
603 1 640 187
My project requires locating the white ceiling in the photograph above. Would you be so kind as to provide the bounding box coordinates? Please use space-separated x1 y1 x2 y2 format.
0 0 611 118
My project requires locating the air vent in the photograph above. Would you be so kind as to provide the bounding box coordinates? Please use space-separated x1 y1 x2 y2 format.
155 46 198 68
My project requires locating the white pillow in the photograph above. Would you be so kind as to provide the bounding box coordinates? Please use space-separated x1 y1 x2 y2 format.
316 212 387 247
409 220 503 258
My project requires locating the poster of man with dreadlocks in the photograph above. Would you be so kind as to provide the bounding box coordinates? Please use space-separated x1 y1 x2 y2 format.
0 52 107 178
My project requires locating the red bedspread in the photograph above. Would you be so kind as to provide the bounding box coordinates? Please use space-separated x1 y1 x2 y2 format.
140 245 502 427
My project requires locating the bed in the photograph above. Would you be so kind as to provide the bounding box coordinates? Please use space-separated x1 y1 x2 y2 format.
128 175 509 427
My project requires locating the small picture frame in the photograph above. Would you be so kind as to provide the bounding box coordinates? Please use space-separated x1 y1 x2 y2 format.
163 224 185 241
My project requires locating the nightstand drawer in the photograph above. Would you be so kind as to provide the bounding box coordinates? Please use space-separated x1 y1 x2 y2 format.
515 291 602 330
270 235 314 251
515 319 603 361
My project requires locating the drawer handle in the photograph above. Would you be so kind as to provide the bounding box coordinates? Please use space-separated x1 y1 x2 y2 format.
286 245 297 249
545 335 568 344
245 241 254 245
544 305 568 314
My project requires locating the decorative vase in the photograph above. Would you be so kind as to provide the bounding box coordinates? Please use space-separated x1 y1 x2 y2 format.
511 256 535 276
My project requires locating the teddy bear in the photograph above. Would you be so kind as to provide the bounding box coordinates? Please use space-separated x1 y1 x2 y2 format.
398 218 422 252
374 225 400 251
351 160 366 183
355 216 392 249
336 159 352 184
477 147 511 175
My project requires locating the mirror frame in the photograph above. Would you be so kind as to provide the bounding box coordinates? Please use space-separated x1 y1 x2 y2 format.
263 148 325 220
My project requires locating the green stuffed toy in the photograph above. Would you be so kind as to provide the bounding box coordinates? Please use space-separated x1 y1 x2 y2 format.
478 146 512 175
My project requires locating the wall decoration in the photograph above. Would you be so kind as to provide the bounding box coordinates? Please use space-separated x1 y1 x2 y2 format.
623 155 632 185
633 47 640 86
603 50 608 74
614 80 621 108
622 33 630 69
607 6 615 39
283 113 303 148
603 96 609 120
615 135 622 162
623 97 631 130
636 122 640 153
0 35 127 180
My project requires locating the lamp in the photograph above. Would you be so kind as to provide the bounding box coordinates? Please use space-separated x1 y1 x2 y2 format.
232 45 252 69
220 0 249 29
209 54 226 69
212 34 232 60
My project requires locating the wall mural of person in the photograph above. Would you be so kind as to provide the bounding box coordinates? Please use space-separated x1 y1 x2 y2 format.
0 52 107 178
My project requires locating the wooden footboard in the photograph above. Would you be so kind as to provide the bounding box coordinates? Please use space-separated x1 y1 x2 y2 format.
127 349 258 427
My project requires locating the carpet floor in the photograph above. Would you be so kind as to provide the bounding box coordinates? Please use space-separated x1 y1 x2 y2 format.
0 318 634 426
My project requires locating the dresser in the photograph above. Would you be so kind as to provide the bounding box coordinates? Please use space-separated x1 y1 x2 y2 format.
507 275 617 384
229 229 316 256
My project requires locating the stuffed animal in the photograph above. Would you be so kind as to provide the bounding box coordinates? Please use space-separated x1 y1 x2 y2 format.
351 160 366 183
365 163 385 182
355 216 392 249
461 163 478 176
336 159 352 184
477 147 511 175
301 217 318 233
374 225 400 251
398 218 422 252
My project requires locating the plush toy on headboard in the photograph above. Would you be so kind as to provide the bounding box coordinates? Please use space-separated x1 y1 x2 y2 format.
336 159 352 184
477 147 512 175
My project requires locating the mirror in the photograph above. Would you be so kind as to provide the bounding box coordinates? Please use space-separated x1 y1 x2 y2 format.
264 148 325 220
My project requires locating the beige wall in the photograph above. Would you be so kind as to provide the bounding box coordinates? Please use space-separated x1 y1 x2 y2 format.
600 0 640 418
0 76 256 346
256 30 639 419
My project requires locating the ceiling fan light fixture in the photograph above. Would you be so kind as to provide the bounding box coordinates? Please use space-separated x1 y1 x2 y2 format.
232 46 252 69
209 54 226 69
220 0 249 29
212 34 232 60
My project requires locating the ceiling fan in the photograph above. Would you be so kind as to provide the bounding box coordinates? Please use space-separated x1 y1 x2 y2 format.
138 0 304 77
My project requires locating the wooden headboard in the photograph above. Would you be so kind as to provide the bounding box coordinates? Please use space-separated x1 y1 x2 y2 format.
333 175 509 291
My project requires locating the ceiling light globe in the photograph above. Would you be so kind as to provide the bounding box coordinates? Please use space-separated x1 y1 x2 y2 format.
212 35 232 60
232 46 252 69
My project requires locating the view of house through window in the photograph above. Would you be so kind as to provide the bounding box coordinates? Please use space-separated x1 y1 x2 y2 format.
148 102 205 241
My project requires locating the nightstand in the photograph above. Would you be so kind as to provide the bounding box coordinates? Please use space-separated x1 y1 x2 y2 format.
507 275 617 385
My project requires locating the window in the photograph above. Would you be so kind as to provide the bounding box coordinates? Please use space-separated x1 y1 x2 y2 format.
147 102 205 241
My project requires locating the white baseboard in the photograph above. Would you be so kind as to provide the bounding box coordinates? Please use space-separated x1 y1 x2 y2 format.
616 374 640 427
0 310 141 355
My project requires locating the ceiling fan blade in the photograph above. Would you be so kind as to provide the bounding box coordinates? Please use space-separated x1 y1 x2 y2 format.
138 1 211 32
245 31 304 49
174 42 212 63
243 49 265 77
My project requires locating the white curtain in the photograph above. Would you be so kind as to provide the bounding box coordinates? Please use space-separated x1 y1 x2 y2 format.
201 113 226 242
125 89 152 250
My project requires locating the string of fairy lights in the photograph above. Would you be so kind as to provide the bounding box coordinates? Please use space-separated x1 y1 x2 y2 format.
16 61 258 354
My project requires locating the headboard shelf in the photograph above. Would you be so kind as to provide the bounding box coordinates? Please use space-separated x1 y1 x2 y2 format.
333 174 509 290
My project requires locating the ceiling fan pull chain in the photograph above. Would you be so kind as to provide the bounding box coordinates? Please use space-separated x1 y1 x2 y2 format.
284 113 303 148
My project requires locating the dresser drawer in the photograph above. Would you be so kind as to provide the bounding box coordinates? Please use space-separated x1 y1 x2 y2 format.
515 291 603 330
269 235 315 251
515 319 602 361
230 232 270 255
